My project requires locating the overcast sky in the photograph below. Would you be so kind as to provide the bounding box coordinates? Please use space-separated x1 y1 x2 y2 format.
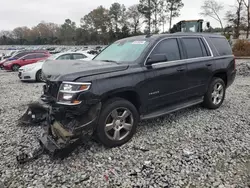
0 0 237 31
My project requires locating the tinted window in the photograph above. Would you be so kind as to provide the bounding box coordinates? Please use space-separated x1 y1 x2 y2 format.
36 53 47 58
72 54 87 60
15 52 28 59
199 39 209 56
210 37 232 55
23 54 37 59
15 51 39 58
151 38 181 61
57 54 71 60
182 38 204 58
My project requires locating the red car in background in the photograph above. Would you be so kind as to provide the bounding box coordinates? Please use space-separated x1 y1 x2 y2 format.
0 50 50 69
3 53 50 71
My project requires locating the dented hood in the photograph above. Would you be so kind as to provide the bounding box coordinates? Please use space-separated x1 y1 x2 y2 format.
42 60 129 81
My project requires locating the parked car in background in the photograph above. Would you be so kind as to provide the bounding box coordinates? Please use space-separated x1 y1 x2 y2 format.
0 50 49 69
0 50 17 61
3 53 50 71
18 51 94 82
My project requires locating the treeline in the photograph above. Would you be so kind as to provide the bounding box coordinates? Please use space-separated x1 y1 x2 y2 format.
1 0 248 45
0 0 185 45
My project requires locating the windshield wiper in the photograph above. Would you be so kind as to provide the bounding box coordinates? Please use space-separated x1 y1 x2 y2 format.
101 60 118 64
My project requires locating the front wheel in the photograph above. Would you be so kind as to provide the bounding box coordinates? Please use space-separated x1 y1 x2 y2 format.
203 77 226 109
12 64 20 72
36 70 44 82
96 98 139 148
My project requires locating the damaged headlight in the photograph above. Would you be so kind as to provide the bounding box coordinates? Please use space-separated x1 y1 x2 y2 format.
57 82 91 105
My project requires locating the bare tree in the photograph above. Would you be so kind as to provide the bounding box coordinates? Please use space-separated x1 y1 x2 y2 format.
127 4 143 34
243 0 250 38
224 0 245 39
200 0 224 30
235 0 244 38
165 0 184 31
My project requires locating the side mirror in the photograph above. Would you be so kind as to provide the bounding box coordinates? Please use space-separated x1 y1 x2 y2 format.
206 22 210 29
146 54 167 65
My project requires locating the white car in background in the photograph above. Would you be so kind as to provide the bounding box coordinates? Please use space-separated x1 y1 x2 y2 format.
18 51 95 82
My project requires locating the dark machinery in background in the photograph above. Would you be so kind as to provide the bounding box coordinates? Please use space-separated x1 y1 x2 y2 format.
170 19 210 33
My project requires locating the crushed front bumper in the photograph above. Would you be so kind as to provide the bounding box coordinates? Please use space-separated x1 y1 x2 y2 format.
17 95 101 164
19 95 101 132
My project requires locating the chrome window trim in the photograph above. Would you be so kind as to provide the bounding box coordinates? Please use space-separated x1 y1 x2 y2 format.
151 54 234 68
143 36 214 66
202 37 214 57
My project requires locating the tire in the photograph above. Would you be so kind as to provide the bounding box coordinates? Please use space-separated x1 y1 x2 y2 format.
203 77 226 109
36 70 43 82
12 64 20 72
96 98 139 148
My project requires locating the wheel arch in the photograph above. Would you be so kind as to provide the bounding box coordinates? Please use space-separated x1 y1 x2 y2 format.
101 88 142 113
11 64 21 71
212 70 228 87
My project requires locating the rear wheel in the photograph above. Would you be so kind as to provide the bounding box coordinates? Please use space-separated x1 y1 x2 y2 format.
203 77 226 109
96 98 139 148
12 64 20 72
36 70 43 82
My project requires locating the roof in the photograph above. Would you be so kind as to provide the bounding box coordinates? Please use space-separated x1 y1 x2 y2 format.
48 51 94 60
116 32 224 43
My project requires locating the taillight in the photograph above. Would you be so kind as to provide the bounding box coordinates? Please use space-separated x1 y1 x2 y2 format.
233 56 236 70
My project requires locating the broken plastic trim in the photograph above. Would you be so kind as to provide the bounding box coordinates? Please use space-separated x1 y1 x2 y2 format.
16 134 87 164
16 98 101 164
18 102 50 126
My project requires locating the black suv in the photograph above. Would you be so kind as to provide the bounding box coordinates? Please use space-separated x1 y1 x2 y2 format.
36 33 236 148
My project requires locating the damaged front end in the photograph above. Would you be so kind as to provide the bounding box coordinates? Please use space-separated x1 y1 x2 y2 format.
17 81 101 164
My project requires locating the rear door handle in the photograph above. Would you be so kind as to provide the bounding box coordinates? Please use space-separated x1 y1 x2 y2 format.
177 67 186 72
206 63 212 67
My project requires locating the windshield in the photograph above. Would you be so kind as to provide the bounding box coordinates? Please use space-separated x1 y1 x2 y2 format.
94 40 149 63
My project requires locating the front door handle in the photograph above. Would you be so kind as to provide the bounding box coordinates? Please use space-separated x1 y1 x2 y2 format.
206 63 212 67
177 67 185 72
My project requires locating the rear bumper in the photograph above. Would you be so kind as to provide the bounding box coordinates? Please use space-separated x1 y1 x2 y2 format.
227 70 236 88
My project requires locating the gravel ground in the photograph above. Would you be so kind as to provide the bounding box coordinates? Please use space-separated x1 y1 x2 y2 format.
0 60 250 188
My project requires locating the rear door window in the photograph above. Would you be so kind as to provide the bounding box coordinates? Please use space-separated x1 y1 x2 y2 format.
57 54 72 60
15 52 28 59
72 54 87 60
199 39 210 56
182 38 205 58
151 38 181 61
23 54 37 59
35 53 47 58
210 37 232 56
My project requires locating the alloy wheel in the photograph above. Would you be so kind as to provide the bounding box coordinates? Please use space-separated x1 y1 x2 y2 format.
104 108 134 141
211 83 224 105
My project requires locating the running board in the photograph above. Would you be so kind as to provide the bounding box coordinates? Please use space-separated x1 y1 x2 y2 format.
141 97 203 120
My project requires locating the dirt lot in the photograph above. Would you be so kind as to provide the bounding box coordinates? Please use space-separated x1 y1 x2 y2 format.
0 60 250 188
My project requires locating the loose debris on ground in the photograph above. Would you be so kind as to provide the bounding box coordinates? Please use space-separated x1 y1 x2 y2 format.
237 60 250 76
0 60 250 187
